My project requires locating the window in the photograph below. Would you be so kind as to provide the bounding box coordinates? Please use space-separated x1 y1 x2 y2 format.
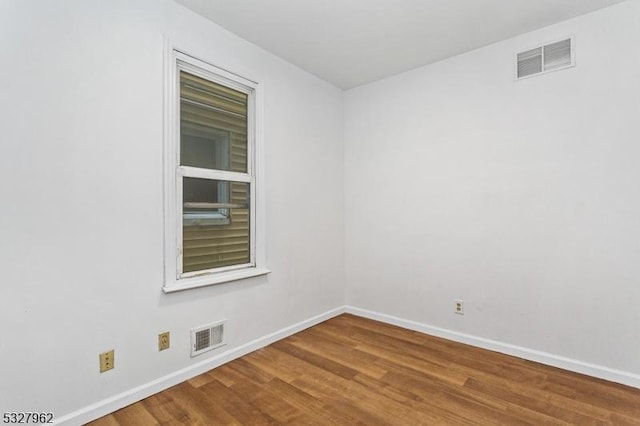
163 47 268 292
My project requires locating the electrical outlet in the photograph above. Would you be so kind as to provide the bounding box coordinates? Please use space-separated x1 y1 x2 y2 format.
99 350 114 373
454 299 464 315
158 332 170 351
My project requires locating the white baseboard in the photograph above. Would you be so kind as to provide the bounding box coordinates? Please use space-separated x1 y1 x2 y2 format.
56 304 640 424
345 305 640 389
55 306 345 426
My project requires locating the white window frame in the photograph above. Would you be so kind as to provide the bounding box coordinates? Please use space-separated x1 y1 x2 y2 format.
163 42 269 293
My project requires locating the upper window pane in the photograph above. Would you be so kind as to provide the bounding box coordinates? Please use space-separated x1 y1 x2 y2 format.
180 71 248 173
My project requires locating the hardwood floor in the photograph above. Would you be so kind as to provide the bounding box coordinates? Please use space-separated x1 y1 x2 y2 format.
88 314 640 425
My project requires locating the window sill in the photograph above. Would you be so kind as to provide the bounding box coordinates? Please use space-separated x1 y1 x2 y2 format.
163 267 271 293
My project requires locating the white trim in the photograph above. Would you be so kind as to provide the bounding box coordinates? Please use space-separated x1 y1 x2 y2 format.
167 267 271 292
345 305 640 389
179 166 252 183
163 38 266 291
162 37 178 289
54 307 346 425
180 261 255 279
174 50 259 86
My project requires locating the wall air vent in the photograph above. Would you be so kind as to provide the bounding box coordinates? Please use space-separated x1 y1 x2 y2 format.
191 320 226 357
516 37 574 79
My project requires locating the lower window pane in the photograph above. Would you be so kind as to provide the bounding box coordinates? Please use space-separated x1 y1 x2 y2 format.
182 177 250 273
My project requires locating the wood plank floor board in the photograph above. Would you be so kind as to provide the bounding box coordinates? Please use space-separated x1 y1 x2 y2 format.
140 393 190 425
548 372 640 414
455 357 640 424
165 382 239 425
112 403 159 425
253 344 441 425
207 364 247 388
465 368 623 423
378 361 509 413
87 314 640 425
87 414 120 426
284 332 388 379
228 378 301 423
350 371 495 426
270 339 360 381
464 376 604 425
379 369 521 426
199 379 279 425
241 350 301 384
368 343 469 386
256 377 363 426
343 324 543 385
348 324 544 386
227 357 275 385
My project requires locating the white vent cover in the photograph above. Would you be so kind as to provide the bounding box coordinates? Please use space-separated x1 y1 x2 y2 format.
516 38 574 79
191 320 226 357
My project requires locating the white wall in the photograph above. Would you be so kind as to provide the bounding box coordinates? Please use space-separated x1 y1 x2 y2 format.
0 0 344 420
345 1 640 378
2 0 639 420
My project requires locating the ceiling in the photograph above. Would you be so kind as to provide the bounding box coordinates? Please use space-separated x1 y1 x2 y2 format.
175 0 628 89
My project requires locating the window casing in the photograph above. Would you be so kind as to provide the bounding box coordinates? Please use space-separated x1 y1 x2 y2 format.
163 47 268 292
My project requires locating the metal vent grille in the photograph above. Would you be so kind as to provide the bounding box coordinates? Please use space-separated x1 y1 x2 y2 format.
191 320 226 357
517 38 574 79
194 329 211 352
211 325 224 346
544 39 572 71
517 47 542 78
